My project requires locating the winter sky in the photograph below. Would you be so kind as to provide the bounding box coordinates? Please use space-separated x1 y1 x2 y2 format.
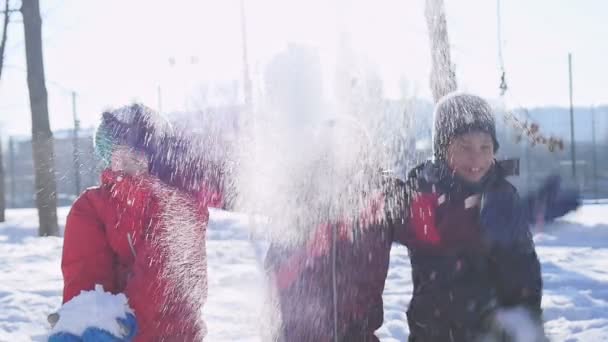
0 0 606 136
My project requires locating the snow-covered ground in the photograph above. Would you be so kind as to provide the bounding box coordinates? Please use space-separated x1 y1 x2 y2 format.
1 204 607 341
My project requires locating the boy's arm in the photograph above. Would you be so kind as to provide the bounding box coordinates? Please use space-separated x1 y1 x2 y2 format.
525 174 581 226
265 243 309 290
481 172 580 309
491 246 543 309
480 184 542 310
381 174 411 246
265 222 349 290
267 174 409 290
62 191 116 303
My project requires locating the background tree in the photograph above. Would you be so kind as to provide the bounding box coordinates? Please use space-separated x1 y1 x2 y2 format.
425 0 457 102
21 0 58 236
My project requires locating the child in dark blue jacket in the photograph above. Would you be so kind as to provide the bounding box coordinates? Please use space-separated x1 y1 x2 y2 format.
397 92 579 341
265 93 579 342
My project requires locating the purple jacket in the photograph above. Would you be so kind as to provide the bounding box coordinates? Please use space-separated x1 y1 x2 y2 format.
265 181 406 342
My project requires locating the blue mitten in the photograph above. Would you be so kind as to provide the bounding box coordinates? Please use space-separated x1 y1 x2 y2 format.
48 313 137 342
48 332 82 342
80 328 122 342
81 313 138 342
116 313 138 341
480 191 532 251
528 174 581 224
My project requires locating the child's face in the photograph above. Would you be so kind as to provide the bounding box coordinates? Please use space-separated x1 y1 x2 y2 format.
446 131 495 183
110 145 149 176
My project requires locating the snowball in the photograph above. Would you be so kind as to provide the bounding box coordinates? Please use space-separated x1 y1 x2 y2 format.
50 285 133 337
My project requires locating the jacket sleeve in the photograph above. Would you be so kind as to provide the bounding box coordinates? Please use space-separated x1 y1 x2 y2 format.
487 184 543 311
62 191 117 303
381 175 412 246
491 247 542 310
264 225 333 291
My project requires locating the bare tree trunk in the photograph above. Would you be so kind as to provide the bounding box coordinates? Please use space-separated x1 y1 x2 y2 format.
425 0 457 103
21 0 58 236
0 0 12 222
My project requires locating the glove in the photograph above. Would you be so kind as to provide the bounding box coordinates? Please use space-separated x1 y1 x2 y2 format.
48 332 81 342
480 191 531 250
48 313 137 342
115 313 138 341
528 174 581 224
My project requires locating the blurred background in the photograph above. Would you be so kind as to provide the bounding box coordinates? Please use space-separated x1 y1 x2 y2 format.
0 0 606 211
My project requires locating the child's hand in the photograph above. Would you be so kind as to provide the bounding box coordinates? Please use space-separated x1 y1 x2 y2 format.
529 174 581 224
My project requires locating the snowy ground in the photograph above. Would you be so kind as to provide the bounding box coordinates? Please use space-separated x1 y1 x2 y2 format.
1 204 607 341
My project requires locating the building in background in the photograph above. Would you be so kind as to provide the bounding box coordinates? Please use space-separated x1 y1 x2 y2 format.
1 104 606 208
4 129 99 208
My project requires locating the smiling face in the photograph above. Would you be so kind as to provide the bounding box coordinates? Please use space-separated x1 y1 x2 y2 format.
446 131 495 183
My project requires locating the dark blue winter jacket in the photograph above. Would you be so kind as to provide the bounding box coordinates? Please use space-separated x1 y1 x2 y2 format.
396 160 543 341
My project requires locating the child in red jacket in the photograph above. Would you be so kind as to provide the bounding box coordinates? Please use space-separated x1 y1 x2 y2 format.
52 104 221 341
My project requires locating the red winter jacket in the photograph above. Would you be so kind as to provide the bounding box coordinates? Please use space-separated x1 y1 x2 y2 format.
62 169 214 341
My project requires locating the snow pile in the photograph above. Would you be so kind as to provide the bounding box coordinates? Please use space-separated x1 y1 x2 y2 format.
50 285 133 337
0 207 67 341
1 203 608 341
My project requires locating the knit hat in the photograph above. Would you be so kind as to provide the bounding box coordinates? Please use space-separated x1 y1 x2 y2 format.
432 92 499 161
94 103 171 167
